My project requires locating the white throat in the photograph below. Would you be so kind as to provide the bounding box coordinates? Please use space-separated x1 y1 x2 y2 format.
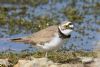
58 26 73 36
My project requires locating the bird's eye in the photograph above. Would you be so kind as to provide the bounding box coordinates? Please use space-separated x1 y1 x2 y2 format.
68 23 72 25
64 25 68 28
65 25 68 27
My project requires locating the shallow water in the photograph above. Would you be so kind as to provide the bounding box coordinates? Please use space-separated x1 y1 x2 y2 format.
0 0 100 51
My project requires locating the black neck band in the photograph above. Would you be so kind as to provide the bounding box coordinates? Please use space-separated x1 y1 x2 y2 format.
58 27 71 39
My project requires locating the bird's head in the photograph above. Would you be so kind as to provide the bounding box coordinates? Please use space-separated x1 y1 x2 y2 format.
58 21 74 36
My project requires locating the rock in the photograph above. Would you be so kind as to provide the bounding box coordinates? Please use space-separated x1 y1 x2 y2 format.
49 64 58 67
14 57 54 67
79 57 100 67
60 64 84 67
14 57 100 67
14 59 31 67
92 58 100 67
78 57 94 63
0 58 10 67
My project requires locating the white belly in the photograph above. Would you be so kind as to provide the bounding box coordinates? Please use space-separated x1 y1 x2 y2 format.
37 35 66 51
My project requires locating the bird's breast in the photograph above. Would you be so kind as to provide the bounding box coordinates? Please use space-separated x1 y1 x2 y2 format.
42 35 66 51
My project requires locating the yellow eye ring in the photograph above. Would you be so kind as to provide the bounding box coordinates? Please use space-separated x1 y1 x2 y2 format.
64 25 69 28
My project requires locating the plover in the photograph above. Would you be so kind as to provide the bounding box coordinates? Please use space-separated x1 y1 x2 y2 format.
10 21 74 57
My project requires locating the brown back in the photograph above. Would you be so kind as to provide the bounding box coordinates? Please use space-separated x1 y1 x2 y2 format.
26 25 58 43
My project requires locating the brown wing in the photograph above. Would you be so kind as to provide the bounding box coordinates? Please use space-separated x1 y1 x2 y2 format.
25 25 58 44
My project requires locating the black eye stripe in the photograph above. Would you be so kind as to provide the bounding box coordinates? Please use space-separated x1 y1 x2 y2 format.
68 23 72 25
65 23 72 27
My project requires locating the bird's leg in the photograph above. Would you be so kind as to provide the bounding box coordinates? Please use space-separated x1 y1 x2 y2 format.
45 51 48 58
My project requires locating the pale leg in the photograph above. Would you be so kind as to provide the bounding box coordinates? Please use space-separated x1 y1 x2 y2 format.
45 52 48 58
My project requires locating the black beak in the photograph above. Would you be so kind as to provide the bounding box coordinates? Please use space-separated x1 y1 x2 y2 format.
70 27 74 29
69 26 74 30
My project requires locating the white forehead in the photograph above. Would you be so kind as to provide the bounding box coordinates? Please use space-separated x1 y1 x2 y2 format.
61 21 72 25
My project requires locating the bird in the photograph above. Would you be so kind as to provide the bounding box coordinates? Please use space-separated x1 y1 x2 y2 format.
9 21 74 57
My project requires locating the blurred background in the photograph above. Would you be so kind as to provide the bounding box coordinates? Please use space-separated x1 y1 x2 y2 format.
0 0 100 52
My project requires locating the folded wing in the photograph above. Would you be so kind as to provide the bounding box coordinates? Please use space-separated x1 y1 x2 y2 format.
10 25 58 44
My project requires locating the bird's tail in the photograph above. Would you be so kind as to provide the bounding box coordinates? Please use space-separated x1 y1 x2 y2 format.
10 38 25 42
0 37 32 43
0 37 36 45
0 37 25 42
11 37 34 44
11 37 37 45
